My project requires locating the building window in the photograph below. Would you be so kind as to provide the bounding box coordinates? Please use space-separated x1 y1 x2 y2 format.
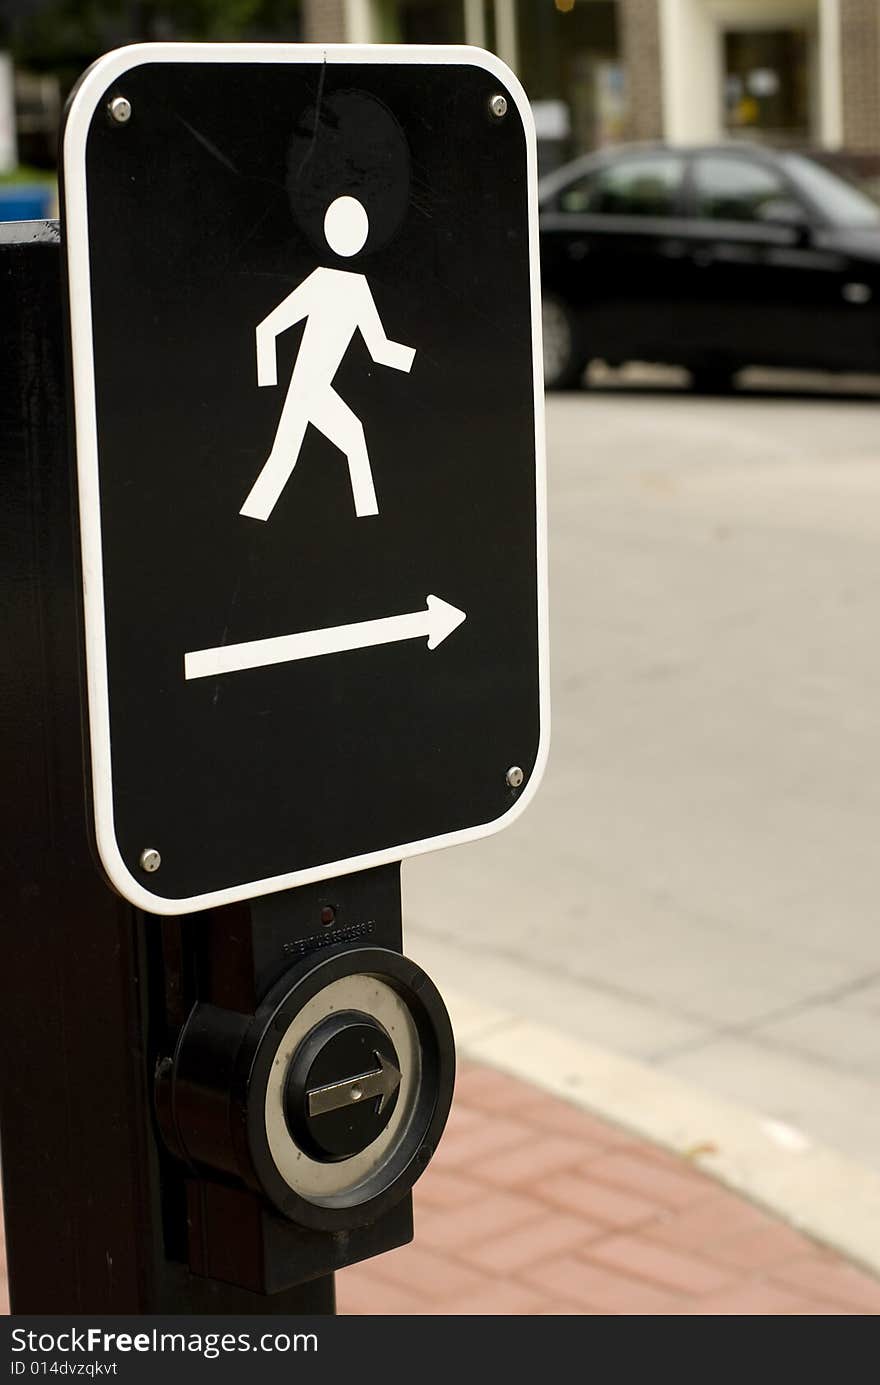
374 0 465 43
516 0 621 158
723 29 811 142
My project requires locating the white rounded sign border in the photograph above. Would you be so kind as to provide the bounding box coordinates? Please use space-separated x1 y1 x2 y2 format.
63 42 550 916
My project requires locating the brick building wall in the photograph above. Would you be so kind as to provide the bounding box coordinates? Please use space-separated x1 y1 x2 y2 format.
619 0 664 141
840 0 880 151
302 0 348 43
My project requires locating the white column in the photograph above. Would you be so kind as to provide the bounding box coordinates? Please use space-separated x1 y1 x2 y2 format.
494 0 519 72
659 0 722 144
0 54 16 175
464 0 487 49
818 0 844 148
344 0 376 43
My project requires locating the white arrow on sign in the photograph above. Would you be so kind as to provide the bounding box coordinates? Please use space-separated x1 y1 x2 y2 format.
184 594 466 681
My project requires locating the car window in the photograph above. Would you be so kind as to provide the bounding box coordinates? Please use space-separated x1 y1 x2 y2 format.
693 155 793 222
780 153 880 228
558 155 686 218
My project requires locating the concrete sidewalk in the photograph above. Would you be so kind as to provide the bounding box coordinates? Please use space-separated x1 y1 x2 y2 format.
403 386 880 1175
338 1062 880 1315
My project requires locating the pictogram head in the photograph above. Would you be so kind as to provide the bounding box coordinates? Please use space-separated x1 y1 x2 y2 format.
324 196 369 257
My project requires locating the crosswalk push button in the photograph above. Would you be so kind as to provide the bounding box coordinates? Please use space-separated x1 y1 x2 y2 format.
285 1011 402 1161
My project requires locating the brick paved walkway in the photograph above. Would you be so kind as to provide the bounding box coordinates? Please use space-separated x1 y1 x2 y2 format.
337 1063 880 1315
1 1061 878 1315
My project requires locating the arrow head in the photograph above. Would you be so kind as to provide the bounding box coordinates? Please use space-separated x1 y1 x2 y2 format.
425 594 467 650
375 1050 402 1115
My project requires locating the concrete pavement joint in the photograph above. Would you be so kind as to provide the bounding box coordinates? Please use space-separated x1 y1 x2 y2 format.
646 967 880 1068
651 1021 880 1077
414 912 876 1050
444 983 880 1280
757 966 880 1014
410 915 721 1032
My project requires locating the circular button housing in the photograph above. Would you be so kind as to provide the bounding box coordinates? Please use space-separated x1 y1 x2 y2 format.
228 946 455 1231
284 1011 401 1161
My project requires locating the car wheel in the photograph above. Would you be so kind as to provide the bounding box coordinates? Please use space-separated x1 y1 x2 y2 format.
690 366 737 395
542 294 587 390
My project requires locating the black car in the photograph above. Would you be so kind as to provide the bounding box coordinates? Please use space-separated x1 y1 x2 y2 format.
539 143 880 390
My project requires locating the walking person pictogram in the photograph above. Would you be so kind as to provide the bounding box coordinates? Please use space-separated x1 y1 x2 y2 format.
240 195 416 522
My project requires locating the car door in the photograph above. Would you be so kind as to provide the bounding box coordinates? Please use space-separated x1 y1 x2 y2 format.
676 151 867 371
540 151 695 364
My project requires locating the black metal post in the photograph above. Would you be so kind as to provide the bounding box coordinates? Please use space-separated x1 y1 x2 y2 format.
0 220 352 1313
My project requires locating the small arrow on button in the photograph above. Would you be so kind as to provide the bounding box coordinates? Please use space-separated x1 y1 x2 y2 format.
306 1050 402 1119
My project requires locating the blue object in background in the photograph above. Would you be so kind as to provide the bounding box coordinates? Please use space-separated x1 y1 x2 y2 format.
0 184 53 221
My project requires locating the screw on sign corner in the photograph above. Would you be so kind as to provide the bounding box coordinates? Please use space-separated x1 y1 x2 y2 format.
108 95 131 124
139 848 161 873
489 93 508 120
506 765 524 790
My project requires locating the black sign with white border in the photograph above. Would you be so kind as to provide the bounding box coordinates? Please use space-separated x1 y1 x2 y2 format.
62 44 548 914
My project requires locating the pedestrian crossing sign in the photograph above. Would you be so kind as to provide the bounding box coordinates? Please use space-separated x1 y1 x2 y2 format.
62 43 548 913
